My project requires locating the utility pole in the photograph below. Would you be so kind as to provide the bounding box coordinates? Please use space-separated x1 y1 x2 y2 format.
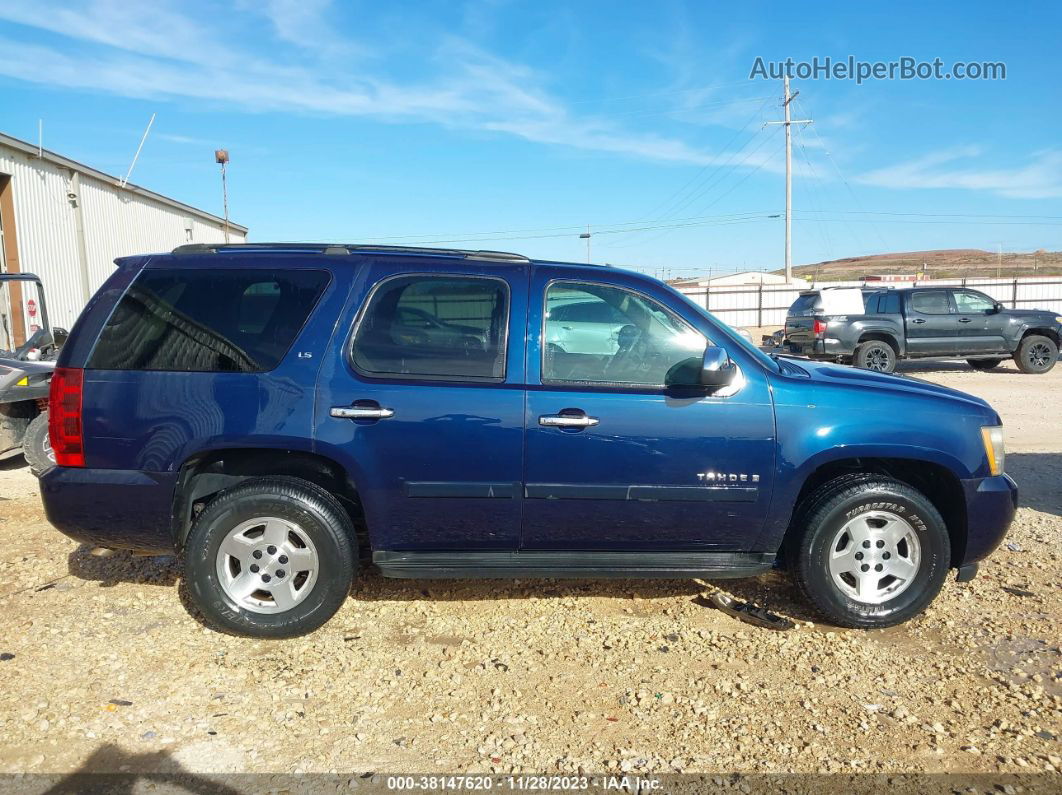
579 225 591 263
767 76 812 282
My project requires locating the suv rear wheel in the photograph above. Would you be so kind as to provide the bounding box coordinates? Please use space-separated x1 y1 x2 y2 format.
853 340 897 373
23 411 54 476
183 477 356 638
1013 334 1058 374
790 476 950 628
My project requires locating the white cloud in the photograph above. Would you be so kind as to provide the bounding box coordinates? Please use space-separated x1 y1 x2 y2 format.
0 0 747 167
858 146 1062 199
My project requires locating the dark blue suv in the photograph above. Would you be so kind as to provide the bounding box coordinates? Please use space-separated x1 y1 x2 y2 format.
41 244 1017 637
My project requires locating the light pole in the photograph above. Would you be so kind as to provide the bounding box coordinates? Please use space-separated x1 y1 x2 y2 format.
215 149 230 244
579 226 591 263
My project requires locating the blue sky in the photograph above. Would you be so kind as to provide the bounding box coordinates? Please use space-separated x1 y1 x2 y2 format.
1 0 1060 277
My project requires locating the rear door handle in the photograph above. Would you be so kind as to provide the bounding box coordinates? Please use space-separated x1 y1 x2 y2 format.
331 405 395 420
539 413 599 429
911 318 926 324
958 317 972 323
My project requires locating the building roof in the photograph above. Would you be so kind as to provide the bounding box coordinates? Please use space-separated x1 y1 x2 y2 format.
0 131 248 234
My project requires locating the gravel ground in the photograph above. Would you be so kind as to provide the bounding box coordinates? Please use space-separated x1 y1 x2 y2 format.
0 361 1058 783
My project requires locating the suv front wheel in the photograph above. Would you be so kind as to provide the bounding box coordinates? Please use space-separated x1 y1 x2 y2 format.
790 476 950 628
183 477 356 638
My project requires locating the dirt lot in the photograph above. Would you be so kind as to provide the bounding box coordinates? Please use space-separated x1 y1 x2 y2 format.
0 360 1058 784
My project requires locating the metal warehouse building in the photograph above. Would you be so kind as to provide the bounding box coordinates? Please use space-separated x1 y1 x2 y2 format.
0 132 247 333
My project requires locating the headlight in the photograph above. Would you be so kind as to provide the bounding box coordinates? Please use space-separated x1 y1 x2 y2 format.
1055 316 1062 324
980 426 1005 476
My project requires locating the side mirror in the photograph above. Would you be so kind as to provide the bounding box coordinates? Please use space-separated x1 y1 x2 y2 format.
992 302 1003 314
665 346 736 389
699 346 736 387
52 327 70 348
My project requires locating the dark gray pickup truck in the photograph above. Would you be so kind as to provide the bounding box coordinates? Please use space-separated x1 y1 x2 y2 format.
785 286 1061 374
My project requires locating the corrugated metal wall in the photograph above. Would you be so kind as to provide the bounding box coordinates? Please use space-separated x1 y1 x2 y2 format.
0 142 246 330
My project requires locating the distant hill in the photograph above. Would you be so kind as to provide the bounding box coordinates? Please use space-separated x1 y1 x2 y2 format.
781 249 1062 281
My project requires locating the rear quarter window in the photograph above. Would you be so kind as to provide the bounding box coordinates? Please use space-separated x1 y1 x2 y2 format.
87 268 330 372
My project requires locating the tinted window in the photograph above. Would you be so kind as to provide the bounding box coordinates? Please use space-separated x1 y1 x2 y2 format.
351 276 507 379
544 282 706 386
954 290 995 313
89 268 329 372
910 291 951 315
882 292 902 314
862 292 881 313
788 294 820 316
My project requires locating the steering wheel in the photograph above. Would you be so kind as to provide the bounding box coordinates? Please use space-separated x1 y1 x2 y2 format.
605 324 648 379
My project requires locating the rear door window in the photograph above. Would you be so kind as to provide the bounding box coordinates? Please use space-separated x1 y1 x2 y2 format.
910 291 952 315
88 268 329 372
350 275 508 380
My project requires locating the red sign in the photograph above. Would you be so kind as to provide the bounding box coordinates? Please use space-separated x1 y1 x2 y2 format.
27 298 37 317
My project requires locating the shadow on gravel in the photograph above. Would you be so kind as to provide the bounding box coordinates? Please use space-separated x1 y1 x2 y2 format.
39 743 240 794
1004 453 1062 516
893 359 1020 374
67 546 179 588
0 453 27 470
351 574 703 603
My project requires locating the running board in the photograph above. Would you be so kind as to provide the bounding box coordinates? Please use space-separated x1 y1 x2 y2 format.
373 550 775 580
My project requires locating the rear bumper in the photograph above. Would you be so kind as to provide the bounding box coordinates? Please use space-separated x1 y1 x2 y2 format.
959 473 1018 566
40 467 178 553
788 338 850 359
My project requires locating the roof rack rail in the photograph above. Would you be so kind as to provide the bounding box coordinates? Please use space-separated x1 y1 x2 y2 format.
171 242 530 263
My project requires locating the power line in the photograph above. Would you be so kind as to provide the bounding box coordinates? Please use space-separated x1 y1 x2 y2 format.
634 97 773 223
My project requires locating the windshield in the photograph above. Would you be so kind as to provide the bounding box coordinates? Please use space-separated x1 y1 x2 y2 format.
669 287 779 372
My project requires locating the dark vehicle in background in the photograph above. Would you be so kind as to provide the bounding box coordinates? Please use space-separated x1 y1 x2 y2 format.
40 244 1016 638
0 274 67 473
785 286 1061 374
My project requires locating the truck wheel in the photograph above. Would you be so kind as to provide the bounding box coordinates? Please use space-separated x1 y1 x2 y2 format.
183 477 356 638
23 411 55 476
790 476 950 628
1013 335 1058 374
967 358 1002 371
853 341 897 373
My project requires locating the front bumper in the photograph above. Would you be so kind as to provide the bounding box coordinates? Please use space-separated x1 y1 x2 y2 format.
40 466 178 553
958 473 1018 566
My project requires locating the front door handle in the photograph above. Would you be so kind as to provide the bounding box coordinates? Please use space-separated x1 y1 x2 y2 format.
911 318 926 324
331 405 395 420
539 413 599 429
958 317 972 323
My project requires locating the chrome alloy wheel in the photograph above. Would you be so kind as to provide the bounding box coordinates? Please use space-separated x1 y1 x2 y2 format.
828 511 921 604
215 517 319 614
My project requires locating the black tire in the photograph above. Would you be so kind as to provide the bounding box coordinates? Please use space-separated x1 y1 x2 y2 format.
853 340 897 373
1013 334 1058 374
183 477 356 638
23 411 54 476
967 358 1002 371
790 476 951 629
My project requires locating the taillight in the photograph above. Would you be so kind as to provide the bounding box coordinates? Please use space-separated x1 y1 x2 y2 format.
813 318 828 336
49 367 85 467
